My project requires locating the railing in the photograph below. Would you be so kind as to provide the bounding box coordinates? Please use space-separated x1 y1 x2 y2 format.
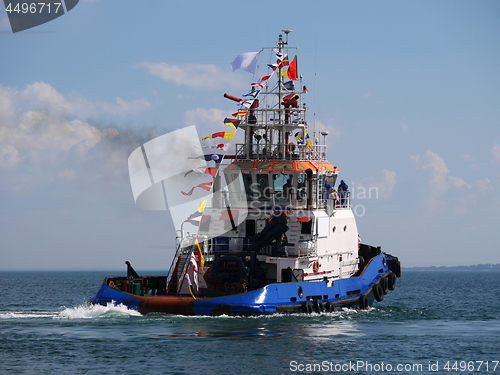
216 189 351 213
167 236 197 293
321 191 351 210
235 143 327 161
245 108 307 129
166 239 183 287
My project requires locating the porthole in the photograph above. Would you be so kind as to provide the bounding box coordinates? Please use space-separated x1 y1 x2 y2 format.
343 225 347 232
298 286 304 299
332 226 336 233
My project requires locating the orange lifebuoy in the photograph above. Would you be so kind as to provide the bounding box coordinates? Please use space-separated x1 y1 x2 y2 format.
109 280 115 287
313 260 319 273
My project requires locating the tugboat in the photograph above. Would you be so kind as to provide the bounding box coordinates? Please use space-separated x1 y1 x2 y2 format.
92 32 401 315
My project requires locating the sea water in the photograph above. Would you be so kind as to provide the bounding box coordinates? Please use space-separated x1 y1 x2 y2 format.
1 270 499 374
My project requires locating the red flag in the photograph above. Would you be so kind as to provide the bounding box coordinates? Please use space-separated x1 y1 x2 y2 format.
181 182 213 196
288 56 297 81
205 167 218 177
278 56 289 69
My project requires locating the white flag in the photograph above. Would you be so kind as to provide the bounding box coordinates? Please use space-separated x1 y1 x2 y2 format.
184 270 192 286
190 253 199 291
231 51 261 74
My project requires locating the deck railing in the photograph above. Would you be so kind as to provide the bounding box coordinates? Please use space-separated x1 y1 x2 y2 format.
235 143 327 162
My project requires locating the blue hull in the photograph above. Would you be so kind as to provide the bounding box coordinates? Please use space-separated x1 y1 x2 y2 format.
92 253 398 316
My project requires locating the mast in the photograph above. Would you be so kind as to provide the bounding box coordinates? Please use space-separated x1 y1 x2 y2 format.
277 33 284 157
277 30 291 158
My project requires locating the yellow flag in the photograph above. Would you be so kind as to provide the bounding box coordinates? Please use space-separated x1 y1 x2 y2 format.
195 236 205 270
197 199 207 213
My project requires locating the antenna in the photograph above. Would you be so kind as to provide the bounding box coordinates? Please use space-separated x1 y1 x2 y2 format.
313 37 317 141
282 29 292 44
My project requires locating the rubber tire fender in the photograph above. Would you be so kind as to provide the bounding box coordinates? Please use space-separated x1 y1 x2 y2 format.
359 294 368 310
302 301 313 314
381 277 389 295
388 272 396 291
313 299 325 313
373 282 384 302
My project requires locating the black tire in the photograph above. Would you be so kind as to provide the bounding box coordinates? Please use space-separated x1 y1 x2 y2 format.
302 301 313 314
325 302 333 312
358 256 365 271
388 272 396 290
314 299 325 313
359 294 368 310
373 282 384 302
395 261 401 278
381 277 389 295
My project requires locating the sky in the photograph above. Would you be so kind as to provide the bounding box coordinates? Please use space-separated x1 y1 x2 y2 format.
1 0 499 270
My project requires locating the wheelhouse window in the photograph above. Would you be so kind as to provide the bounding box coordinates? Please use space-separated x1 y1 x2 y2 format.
297 173 306 201
256 173 270 200
241 173 254 200
273 173 293 201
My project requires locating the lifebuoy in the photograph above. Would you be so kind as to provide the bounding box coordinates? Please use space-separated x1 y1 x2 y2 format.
373 282 384 302
388 272 396 290
313 260 319 273
108 281 115 288
302 301 313 314
359 294 368 310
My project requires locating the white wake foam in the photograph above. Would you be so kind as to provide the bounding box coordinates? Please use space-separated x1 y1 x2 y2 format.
0 303 142 320
0 311 59 319
57 302 142 319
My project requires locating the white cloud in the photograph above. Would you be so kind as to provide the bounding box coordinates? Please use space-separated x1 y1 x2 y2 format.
1 110 117 152
138 62 247 90
184 107 228 128
354 169 396 199
16 82 150 118
99 97 151 115
412 150 471 214
492 143 500 165
475 178 494 194
0 144 24 169
0 82 151 191
0 85 16 121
